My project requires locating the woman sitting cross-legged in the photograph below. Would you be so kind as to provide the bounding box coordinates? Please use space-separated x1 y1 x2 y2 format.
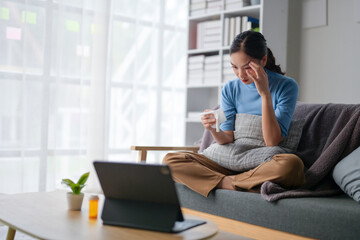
163 31 305 197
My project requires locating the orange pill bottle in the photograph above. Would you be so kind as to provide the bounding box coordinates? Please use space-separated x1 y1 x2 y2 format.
89 195 99 219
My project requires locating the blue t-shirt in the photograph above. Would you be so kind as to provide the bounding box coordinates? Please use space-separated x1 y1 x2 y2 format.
220 69 299 137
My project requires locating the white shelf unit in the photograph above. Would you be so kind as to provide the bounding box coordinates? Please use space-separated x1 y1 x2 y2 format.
185 0 289 146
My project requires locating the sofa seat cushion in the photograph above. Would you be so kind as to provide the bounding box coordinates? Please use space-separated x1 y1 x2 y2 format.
176 183 360 240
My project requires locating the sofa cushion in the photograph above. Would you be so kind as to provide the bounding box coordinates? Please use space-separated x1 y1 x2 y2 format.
333 146 360 203
278 118 304 150
176 183 360 240
233 113 304 151
202 114 304 172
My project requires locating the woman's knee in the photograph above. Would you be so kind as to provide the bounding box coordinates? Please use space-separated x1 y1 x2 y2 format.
272 154 305 186
273 154 304 170
162 152 186 165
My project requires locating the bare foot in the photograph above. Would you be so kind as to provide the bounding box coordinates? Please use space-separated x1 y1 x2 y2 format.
216 175 236 190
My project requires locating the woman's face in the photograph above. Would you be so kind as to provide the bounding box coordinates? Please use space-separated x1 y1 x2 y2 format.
230 51 262 85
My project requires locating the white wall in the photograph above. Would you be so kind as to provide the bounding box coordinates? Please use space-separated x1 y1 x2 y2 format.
287 0 360 104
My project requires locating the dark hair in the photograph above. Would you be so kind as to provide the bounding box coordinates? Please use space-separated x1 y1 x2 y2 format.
230 31 285 75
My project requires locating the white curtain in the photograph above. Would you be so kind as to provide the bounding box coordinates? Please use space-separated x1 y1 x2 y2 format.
0 0 187 194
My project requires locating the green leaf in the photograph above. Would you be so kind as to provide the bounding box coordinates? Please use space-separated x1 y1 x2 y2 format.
78 185 85 193
61 179 75 187
72 185 81 194
61 172 89 194
77 172 89 185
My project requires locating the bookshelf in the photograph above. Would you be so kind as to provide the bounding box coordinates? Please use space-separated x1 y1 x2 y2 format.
185 0 289 146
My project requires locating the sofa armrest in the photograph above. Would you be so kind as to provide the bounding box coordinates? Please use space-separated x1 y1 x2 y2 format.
130 146 199 162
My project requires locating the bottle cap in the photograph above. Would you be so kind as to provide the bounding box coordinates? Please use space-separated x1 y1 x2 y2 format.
89 195 99 201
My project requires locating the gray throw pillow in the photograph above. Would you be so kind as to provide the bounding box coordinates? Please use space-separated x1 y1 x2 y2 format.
232 114 304 151
332 146 360 203
202 114 305 172
279 119 305 151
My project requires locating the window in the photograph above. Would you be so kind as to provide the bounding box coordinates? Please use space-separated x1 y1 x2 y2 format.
0 0 187 193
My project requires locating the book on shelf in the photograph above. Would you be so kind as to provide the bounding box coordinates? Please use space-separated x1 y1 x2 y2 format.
204 77 220 85
188 76 204 85
225 16 242 46
188 54 223 85
207 0 222 8
235 16 241 36
242 16 259 32
204 70 220 77
190 9 206 16
204 34 221 42
222 53 234 83
189 55 205 63
188 62 204 70
190 1 206 10
205 55 220 63
223 16 259 46
229 17 235 46
204 63 220 71
204 67 220 74
225 0 250 3
197 20 221 49
204 72 220 77
189 69 203 77
189 69 204 75
223 74 236 83
206 0 222 13
223 17 229 47
189 0 206 16
223 67 233 75
205 28 221 35
225 0 251 10
223 53 230 59
206 6 222 13
190 0 224 16
205 74 220 85
188 55 204 85
202 42 220 49
202 19 221 28
188 79 203 86
204 55 220 83
223 54 231 64
223 54 230 63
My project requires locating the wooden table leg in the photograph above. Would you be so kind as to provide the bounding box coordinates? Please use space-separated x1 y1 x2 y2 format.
6 227 16 240
138 150 147 162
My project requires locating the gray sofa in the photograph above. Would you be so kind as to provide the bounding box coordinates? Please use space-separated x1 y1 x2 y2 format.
176 184 359 239
176 102 360 240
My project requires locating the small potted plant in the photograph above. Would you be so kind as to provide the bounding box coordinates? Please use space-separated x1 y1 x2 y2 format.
62 172 89 211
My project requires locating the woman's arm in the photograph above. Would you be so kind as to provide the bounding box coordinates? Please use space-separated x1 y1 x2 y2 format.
201 112 234 145
261 93 283 146
247 61 283 146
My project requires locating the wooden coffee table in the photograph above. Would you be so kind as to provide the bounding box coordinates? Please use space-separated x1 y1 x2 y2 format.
0 191 313 240
0 191 251 240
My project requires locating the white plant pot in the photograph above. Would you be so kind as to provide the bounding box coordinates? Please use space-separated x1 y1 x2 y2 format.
67 192 84 211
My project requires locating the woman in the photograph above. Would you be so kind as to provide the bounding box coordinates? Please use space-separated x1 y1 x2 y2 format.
163 31 305 197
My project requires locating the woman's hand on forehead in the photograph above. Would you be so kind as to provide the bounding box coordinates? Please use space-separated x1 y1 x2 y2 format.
247 61 270 97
